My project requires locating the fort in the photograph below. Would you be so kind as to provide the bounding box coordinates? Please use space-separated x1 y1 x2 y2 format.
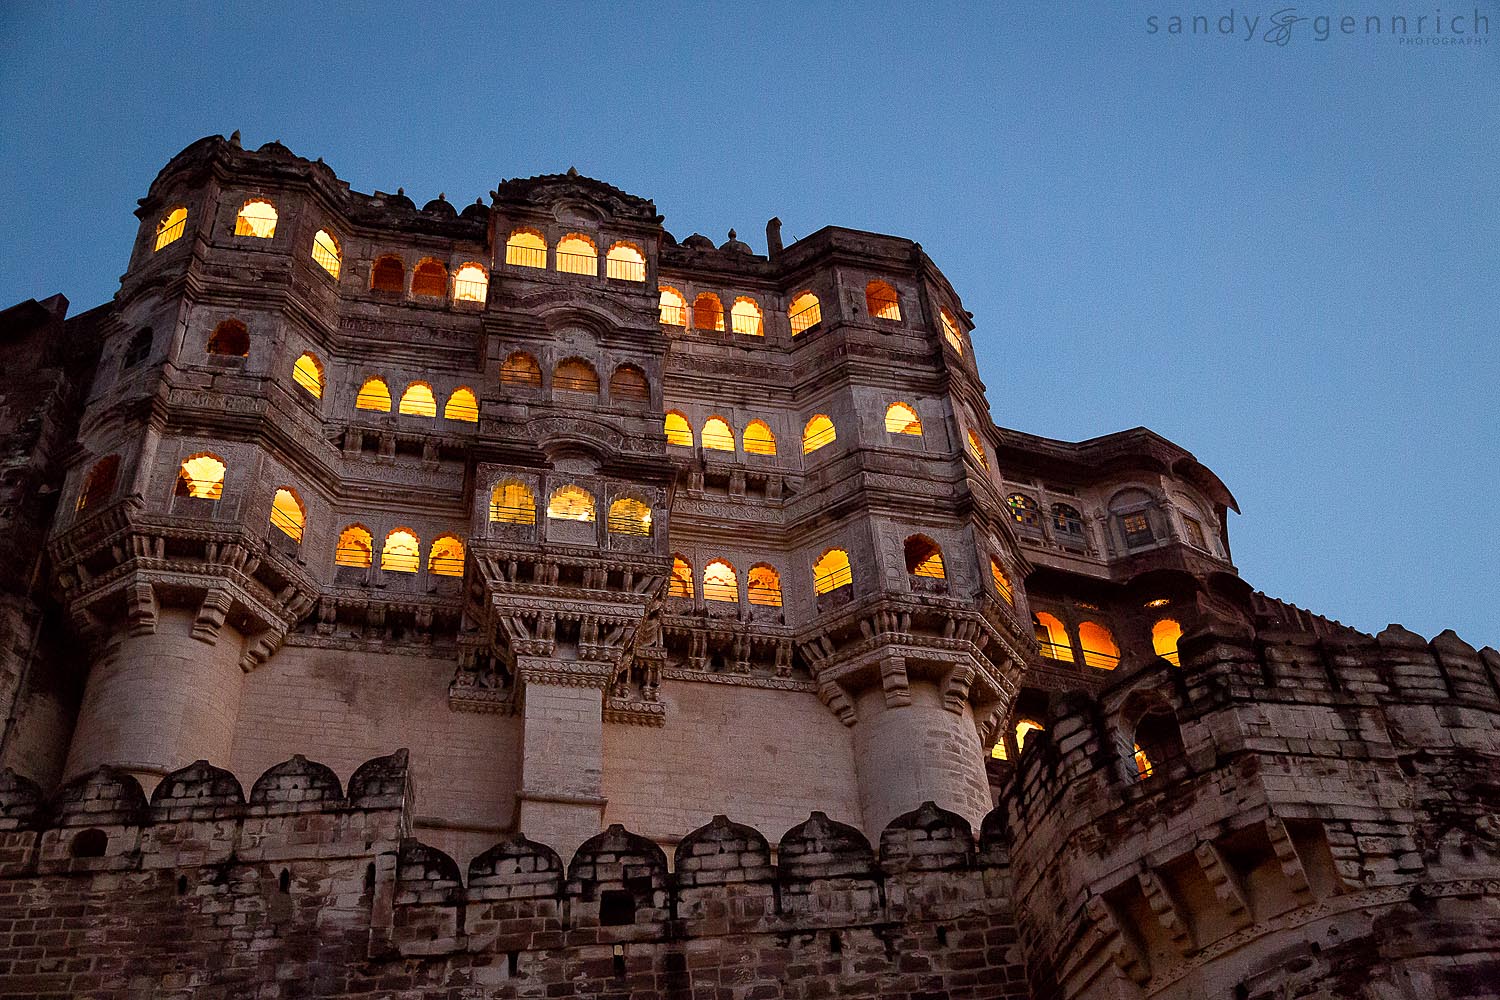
0 133 1494 998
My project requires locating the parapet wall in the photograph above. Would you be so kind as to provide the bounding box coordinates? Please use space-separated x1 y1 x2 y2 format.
0 750 1028 999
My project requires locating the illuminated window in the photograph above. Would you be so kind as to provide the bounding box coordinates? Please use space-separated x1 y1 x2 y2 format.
235 199 277 238
293 353 324 398
1152 619 1183 667
748 564 782 607
789 291 821 335
444 387 479 422
356 377 392 412
730 297 764 336
506 229 547 269
398 382 438 417
1182 515 1208 550
554 358 599 395
1052 504 1085 538
990 559 1013 603
1007 493 1040 528
693 293 724 332
1134 709 1185 780
206 319 249 357
669 556 694 598
1033 612 1073 663
556 233 597 276
1121 512 1155 547
743 419 776 456
664 411 694 447
547 485 596 522
500 352 542 388
76 456 120 512
412 259 448 298
866 280 901 321
802 415 836 454
606 241 646 281
813 548 852 595
453 263 488 303
311 229 342 279
1134 743 1153 779
885 402 922 436
702 416 735 452
607 497 652 536
904 535 946 580
428 535 465 577
703 559 738 602
335 524 373 567
1015 719 1045 753
659 286 688 326
966 429 989 470
382 528 420 573
174 453 226 500
269 487 305 542
155 207 188 251
490 480 536 524
939 308 963 354
1078 621 1120 670
609 365 649 403
371 255 405 292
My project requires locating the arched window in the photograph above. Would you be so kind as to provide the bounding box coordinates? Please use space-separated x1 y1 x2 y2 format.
269 487 305 542
1152 619 1183 667
609 365 649 403
730 297 764 336
453 263 488 303
311 229 342 279
490 480 536 524
990 558 1013 604
607 497 652 536
664 411 694 447
371 255 405 292
398 382 437 417
1133 708 1185 779
335 524 373 568
554 358 599 395
904 535 946 579
444 387 479 422
659 287 688 327
174 453 226 500
206 320 249 357
505 228 547 269
154 207 187 251
1015 719 1045 754
356 377 392 412
669 556 694 598
1007 493 1039 528
235 199 277 238
693 293 724 332
76 455 120 512
428 535 465 577
1052 503 1085 539
556 233 598 276
382 528 420 573
702 416 735 452
743 419 776 456
813 548 852 595
122 327 153 369
1078 622 1120 669
605 241 646 281
966 429 989 470
802 415 836 454
547 485 596 522
1033 612 1073 663
411 259 448 298
500 352 542 388
748 564 782 607
703 559 738 602
789 291 822 335
293 353 324 398
939 308 963 354
885 402 922 435
866 280 901 321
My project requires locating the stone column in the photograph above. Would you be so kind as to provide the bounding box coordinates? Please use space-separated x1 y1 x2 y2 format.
514 660 611 861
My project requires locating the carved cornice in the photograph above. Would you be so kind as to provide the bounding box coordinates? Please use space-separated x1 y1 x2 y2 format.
659 666 817 693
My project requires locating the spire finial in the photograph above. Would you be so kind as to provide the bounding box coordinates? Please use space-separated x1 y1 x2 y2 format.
567 165 579 177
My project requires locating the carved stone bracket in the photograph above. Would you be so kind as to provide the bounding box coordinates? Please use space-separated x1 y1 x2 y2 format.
125 581 158 636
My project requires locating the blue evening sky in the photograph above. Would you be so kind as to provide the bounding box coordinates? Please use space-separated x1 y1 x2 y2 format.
2 4 1495 646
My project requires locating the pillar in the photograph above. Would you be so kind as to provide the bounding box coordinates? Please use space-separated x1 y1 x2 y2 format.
514 663 608 860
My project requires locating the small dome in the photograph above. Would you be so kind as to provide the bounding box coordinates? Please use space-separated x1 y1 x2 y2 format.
721 228 751 255
682 233 715 251
660 229 678 246
256 139 293 157
422 194 457 217
461 198 489 222
379 188 415 211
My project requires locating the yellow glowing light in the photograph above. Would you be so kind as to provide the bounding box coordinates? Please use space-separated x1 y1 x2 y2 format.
743 419 776 456
556 234 597 276
176 454 226 500
702 416 735 452
703 559 738 602
506 229 547 269
693 293 724 332
269 488 305 542
1145 598 1171 608
659 287 688 326
866 280 901 321
789 292 821 335
335 525 373 568
547 485 596 522
500 352 542 388
382 528 420 573
940 308 963 354
748 564 782 607
1015 719 1044 752
606 242 646 282
1034 613 1073 663
607 498 652 536
489 481 536 525
885 402 922 436
444 387 479 422
398 382 437 417
803 415 836 454
990 559 1014 604
293 353 324 398
813 548 852 595
967 429 989 470
356 377 392 412
312 229 341 279
235 199 277 238
155 207 187 251
664 411 694 447
1078 621 1120 670
412 259 448 298
554 359 599 394
1153 618 1183 667
906 537 946 579
730 297 763 336
372 255 405 292
454 263 488 303
428 535 465 577
669 556 694 598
